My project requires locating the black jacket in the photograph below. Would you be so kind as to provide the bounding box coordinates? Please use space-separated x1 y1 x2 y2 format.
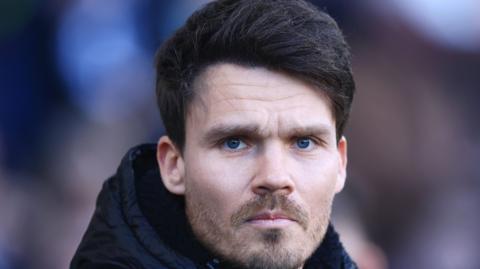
71 144 357 269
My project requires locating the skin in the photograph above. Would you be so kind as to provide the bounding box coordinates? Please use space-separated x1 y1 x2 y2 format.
157 63 347 269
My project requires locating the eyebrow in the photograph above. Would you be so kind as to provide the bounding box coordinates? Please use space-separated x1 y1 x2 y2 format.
201 123 333 145
202 123 262 144
285 126 332 138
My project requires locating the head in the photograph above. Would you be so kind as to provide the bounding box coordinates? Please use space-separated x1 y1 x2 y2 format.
156 1 354 268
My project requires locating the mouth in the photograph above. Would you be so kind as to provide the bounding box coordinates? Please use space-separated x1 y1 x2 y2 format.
246 211 297 228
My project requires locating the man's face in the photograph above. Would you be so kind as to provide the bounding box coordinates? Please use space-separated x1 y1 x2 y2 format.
166 63 347 269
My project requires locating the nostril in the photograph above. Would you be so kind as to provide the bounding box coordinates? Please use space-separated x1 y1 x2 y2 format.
253 186 271 196
252 181 294 196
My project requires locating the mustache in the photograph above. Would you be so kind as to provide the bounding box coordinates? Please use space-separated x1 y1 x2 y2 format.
230 193 308 230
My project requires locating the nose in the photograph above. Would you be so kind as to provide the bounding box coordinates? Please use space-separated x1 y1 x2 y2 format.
251 142 295 196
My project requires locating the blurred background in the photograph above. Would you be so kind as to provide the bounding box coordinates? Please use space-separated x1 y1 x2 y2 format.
0 0 479 268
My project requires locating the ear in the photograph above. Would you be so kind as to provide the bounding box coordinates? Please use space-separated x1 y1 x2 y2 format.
156 136 186 195
335 136 348 193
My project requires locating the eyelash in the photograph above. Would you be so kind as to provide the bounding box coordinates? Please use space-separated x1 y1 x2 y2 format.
215 135 324 151
292 136 323 149
222 137 248 151
214 136 248 149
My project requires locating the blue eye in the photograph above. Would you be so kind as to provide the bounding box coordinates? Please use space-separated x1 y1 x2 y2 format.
223 138 246 150
296 137 312 149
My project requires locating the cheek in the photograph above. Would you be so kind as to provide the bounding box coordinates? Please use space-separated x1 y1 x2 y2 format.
184 152 254 217
294 156 339 209
297 152 338 179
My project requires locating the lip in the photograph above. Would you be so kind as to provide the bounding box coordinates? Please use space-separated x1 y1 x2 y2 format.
246 211 296 227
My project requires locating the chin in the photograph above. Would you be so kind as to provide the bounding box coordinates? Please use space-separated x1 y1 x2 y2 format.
217 227 315 269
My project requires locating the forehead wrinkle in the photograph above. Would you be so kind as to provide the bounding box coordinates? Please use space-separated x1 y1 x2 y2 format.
189 91 313 121
191 63 332 110
187 63 336 137
202 88 320 111
210 78 314 100
198 65 316 102
213 92 311 104
188 90 334 136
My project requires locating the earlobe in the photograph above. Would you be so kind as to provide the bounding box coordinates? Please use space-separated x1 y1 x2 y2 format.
335 136 348 193
156 136 186 195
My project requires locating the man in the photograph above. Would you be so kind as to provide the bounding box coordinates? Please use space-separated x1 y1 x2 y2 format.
71 0 356 268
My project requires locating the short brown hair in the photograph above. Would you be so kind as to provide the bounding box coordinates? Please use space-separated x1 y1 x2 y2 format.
155 0 355 151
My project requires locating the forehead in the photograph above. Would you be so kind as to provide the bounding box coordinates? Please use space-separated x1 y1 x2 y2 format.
188 63 332 114
187 63 334 131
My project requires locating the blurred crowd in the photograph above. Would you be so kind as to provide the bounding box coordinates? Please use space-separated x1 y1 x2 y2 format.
1 0 479 268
